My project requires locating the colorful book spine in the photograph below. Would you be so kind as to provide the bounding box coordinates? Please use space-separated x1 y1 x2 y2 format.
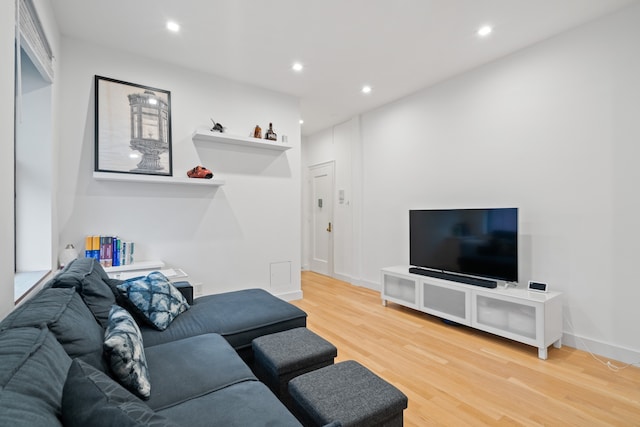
99 236 106 265
127 241 135 265
121 241 127 266
85 236 93 258
112 237 121 267
92 235 100 260
104 236 113 267
84 235 132 266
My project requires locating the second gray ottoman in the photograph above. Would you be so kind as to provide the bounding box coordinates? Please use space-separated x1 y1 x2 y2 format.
288 360 408 427
252 327 337 408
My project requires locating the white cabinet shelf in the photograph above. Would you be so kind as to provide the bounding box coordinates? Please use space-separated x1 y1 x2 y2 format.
103 260 166 273
192 128 292 151
93 171 225 186
104 260 188 282
381 266 563 359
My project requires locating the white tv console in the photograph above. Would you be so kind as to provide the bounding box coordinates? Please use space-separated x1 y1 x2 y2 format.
381 266 563 359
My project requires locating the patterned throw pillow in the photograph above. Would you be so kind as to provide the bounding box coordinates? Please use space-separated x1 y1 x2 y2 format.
116 272 189 331
103 305 151 399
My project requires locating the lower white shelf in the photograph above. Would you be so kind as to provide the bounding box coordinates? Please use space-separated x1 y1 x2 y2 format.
381 266 563 360
104 260 188 282
108 268 188 282
93 171 225 186
103 260 166 274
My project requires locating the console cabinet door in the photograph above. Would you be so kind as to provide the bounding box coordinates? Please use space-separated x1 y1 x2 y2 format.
420 280 471 326
381 271 419 309
472 292 540 347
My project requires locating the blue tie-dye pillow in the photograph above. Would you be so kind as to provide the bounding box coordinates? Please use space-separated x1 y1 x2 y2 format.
116 272 190 331
103 305 151 399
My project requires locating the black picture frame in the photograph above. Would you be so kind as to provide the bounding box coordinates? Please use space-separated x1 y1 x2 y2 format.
94 75 172 176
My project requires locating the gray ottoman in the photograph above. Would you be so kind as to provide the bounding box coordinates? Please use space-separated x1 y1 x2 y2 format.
288 360 408 427
252 327 337 408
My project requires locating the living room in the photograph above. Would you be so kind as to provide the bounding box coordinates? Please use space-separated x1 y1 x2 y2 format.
1 0 639 424
301 0 640 367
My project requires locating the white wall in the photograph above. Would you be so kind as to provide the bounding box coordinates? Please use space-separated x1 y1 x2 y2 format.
302 117 362 284
57 37 302 299
301 127 332 271
303 4 640 363
0 0 16 318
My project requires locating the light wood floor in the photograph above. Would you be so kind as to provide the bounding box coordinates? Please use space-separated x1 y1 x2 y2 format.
291 272 640 426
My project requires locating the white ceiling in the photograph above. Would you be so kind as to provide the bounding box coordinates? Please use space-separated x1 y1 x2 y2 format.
51 0 637 136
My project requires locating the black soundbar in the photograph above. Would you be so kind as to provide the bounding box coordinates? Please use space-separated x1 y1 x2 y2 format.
408 267 497 288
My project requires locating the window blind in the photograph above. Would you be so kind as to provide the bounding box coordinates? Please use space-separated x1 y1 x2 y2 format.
18 0 54 83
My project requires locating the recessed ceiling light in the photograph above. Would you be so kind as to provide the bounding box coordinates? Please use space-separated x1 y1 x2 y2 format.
292 62 304 72
477 25 492 37
362 85 372 94
299 119 304 124
166 21 180 32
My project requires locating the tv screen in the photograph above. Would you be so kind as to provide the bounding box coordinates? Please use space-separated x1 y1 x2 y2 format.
409 208 518 282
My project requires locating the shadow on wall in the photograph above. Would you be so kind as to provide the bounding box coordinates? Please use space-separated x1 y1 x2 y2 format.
194 142 292 177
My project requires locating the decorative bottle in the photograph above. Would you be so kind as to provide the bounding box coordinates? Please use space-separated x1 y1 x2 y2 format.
265 123 277 141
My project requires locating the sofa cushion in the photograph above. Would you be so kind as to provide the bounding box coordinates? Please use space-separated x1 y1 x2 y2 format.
104 305 151 399
141 288 307 351
143 333 256 411
117 272 189 331
0 287 105 370
62 359 179 427
157 380 302 427
0 327 72 427
48 257 117 328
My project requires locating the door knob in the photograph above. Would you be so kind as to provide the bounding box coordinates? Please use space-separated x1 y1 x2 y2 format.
326 222 332 232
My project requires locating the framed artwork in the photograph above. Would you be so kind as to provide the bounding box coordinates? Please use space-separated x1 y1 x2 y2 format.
94 75 172 176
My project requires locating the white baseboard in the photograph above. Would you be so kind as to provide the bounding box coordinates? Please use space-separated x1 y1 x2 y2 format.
276 289 303 302
333 272 381 292
333 272 352 284
357 278 381 292
562 332 640 366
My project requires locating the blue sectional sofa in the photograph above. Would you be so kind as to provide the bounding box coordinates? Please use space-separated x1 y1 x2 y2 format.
0 258 308 426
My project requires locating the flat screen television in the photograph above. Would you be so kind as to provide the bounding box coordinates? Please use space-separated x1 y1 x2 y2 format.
409 208 518 282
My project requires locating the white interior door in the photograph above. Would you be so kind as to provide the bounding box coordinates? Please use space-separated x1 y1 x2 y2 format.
310 162 334 276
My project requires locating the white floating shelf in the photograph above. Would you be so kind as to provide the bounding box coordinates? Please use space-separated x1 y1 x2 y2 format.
103 260 166 273
93 171 225 186
192 128 292 151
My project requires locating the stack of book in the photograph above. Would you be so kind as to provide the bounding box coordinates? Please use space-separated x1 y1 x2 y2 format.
84 236 135 267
